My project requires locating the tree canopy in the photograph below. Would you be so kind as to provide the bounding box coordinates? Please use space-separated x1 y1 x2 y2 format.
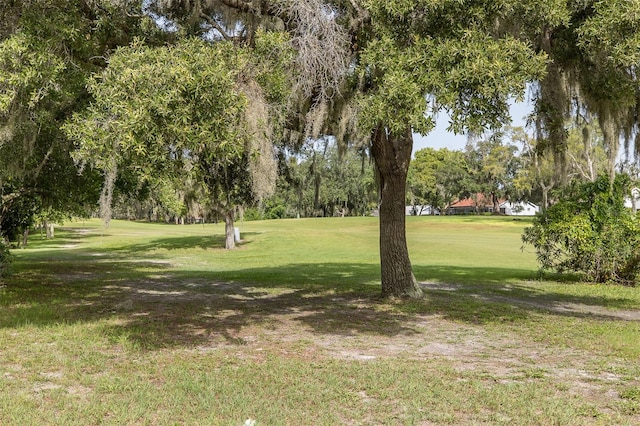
2 0 640 296
408 147 469 214
0 0 171 241
65 33 293 248
529 0 640 179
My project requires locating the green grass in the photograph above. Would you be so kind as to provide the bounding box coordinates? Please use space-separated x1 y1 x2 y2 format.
1 216 639 425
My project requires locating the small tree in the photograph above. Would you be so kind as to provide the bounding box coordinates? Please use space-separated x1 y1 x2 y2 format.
0 240 11 277
522 174 640 286
465 134 520 214
66 34 292 249
408 148 470 215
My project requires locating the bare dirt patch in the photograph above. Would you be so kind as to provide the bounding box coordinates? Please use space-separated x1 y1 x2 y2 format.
477 294 640 321
25 246 640 424
45 265 640 423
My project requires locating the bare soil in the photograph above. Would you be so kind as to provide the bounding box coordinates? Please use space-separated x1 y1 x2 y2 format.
79 272 640 423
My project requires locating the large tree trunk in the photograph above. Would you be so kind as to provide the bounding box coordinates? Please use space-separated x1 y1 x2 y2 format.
371 125 423 298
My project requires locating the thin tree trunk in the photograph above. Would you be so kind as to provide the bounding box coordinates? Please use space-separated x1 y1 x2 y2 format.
539 178 555 211
44 221 54 239
224 212 236 249
371 125 423 298
541 185 549 211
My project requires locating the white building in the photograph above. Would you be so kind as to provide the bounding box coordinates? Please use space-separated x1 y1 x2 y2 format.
624 187 640 211
405 205 439 216
499 201 540 216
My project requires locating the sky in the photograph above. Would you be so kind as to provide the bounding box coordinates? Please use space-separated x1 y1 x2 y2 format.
412 100 534 155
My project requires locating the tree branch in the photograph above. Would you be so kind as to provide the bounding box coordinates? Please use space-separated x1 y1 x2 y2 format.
216 0 259 14
125 11 145 18
347 0 370 31
32 144 54 180
200 13 234 41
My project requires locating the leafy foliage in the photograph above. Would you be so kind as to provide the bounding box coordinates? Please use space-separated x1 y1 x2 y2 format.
357 1 548 136
465 134 520 212
529 0 640 178
523 174 640 286
408 148 470 213
0 0 158 241
0 239 11 277
64 32 294 247
266 140 376 219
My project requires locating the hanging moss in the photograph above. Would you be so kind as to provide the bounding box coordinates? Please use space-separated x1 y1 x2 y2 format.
530 0 640 184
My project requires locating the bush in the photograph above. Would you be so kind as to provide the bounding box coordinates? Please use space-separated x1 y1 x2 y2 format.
243 200 290 221
522 174 640 286
242 207 264 221
0 241 12 278
265 204 286 219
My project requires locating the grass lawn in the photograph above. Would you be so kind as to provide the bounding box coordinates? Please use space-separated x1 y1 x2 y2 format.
1 216 639 425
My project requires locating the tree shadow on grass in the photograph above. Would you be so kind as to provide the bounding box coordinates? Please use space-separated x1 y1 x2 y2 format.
14 227 92 252
3 231 638 351
112 233 262 252
4 245 421 348
29 226 259 253
412 264 640 323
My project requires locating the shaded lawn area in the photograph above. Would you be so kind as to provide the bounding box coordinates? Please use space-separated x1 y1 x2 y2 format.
1 217 639 425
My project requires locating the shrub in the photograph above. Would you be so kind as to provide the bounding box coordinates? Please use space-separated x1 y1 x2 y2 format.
522 174 640 286
265 204 286 219
243 200 290 221
0 241 12 278
243 207 264 221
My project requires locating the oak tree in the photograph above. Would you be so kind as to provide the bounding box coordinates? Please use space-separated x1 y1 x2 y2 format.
134 0 548 297
65 35 293 248
0 0 153 242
